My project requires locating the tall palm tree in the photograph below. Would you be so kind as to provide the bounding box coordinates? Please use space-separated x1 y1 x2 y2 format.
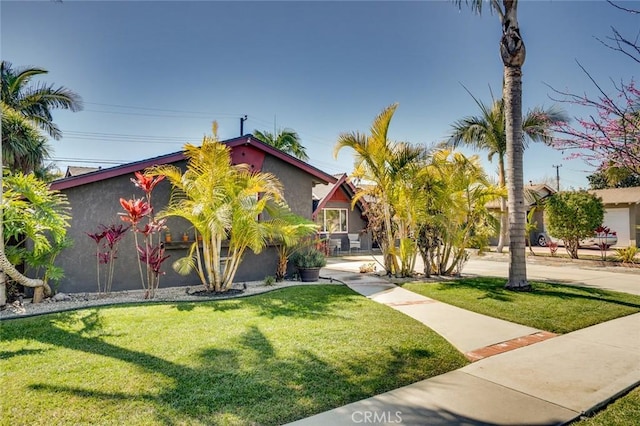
1 61 82 140
455 0 530 290
253 128 309 161
448 93 567 253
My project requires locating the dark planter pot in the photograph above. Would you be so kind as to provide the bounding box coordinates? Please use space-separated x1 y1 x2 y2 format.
298 267 321 282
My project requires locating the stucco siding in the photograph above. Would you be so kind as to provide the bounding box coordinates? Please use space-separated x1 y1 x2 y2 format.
262 155 314 218
51 154 320 293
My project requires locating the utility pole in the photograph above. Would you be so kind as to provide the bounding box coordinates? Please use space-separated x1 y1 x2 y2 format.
240 115 248 136
552 164 562 191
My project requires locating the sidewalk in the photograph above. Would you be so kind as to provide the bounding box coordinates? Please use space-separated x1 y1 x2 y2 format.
287 258 640 425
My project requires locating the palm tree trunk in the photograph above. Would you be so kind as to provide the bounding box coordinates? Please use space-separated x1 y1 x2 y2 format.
496 157 508 253
502 0 530 290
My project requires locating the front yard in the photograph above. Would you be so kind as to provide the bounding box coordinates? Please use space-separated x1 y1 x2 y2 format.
0 285 467 426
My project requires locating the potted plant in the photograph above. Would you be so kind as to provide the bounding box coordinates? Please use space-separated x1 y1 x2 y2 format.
290 247 326 282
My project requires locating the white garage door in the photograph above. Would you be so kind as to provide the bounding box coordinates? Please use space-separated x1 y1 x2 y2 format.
603 208 630 247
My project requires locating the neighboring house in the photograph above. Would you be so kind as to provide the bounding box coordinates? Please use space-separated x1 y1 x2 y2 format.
48 135 337 293
487 183 556 246
487 184 640 248
589 187 640 248
64 166 101 177
312 173 369 253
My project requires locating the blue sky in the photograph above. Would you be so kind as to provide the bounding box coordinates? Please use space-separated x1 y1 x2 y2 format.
2 0 637 189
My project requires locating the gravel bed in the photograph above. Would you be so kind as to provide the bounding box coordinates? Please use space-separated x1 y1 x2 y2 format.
1 279 341 320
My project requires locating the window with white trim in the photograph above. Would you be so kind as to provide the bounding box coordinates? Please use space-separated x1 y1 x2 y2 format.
320 208 348 233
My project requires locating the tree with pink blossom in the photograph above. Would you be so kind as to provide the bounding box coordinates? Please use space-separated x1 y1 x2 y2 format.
549 2 639 175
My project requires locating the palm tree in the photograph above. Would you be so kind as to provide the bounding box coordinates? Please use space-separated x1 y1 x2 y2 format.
253 129 309 161
1 103 52 175
416 149 503 276
448 93 567 253
334 103 423 276
147 131 290 292
455 0 530 290
1 61 82 140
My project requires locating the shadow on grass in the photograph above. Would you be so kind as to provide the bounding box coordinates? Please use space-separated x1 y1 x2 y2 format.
168 285 361 320
404 277 640 309
0 347 49 360
3 286 467 425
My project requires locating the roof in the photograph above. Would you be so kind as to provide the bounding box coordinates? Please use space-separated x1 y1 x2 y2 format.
486 183 556 209
589 187 640 205
50 135 337 191
312 173 367 219
65 166 101 177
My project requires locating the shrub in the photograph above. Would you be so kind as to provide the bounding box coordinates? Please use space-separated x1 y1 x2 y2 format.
264 275 276 286
615 246 638 264
291 248 327 268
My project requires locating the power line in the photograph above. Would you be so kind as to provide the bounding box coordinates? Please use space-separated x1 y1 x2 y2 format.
84 102 242 117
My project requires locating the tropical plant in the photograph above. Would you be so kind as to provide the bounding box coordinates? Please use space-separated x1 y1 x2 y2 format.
290 247 327 269
615 246 638 264
1 61 82 140
86 224 130 294
448 92 567 253
254 128 309 161
455 0 530 290
544 191 605 259
269 209 318 281
415 149 503 276
334 103 424 276
119 172 169 298
146 127 291 292
1 171 71 305
1 102 54 177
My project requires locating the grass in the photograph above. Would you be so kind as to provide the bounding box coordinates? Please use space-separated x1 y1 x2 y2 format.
571 386 640 425
0 285 467 426
402 278 640 333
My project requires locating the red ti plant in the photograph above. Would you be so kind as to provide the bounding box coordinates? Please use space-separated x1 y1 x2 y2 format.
119 172 169 298
87 224 129 294
595 225 611 261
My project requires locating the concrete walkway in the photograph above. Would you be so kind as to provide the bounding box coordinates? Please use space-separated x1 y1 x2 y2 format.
287 257 640 425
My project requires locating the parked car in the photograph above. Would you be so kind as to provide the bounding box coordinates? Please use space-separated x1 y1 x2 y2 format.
536 229 618 249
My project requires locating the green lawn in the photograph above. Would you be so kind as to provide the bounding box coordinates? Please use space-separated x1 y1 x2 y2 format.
402 278 640 333
0 285 467 426
571 386 640 425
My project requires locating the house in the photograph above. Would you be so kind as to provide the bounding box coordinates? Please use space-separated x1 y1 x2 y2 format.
64 166 101 177
48 135 337 293
589 187 640 248
487 183 556 246
312 173 369 254
487 184 640 248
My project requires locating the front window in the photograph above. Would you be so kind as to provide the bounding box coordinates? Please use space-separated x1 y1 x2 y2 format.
320 208 348 233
